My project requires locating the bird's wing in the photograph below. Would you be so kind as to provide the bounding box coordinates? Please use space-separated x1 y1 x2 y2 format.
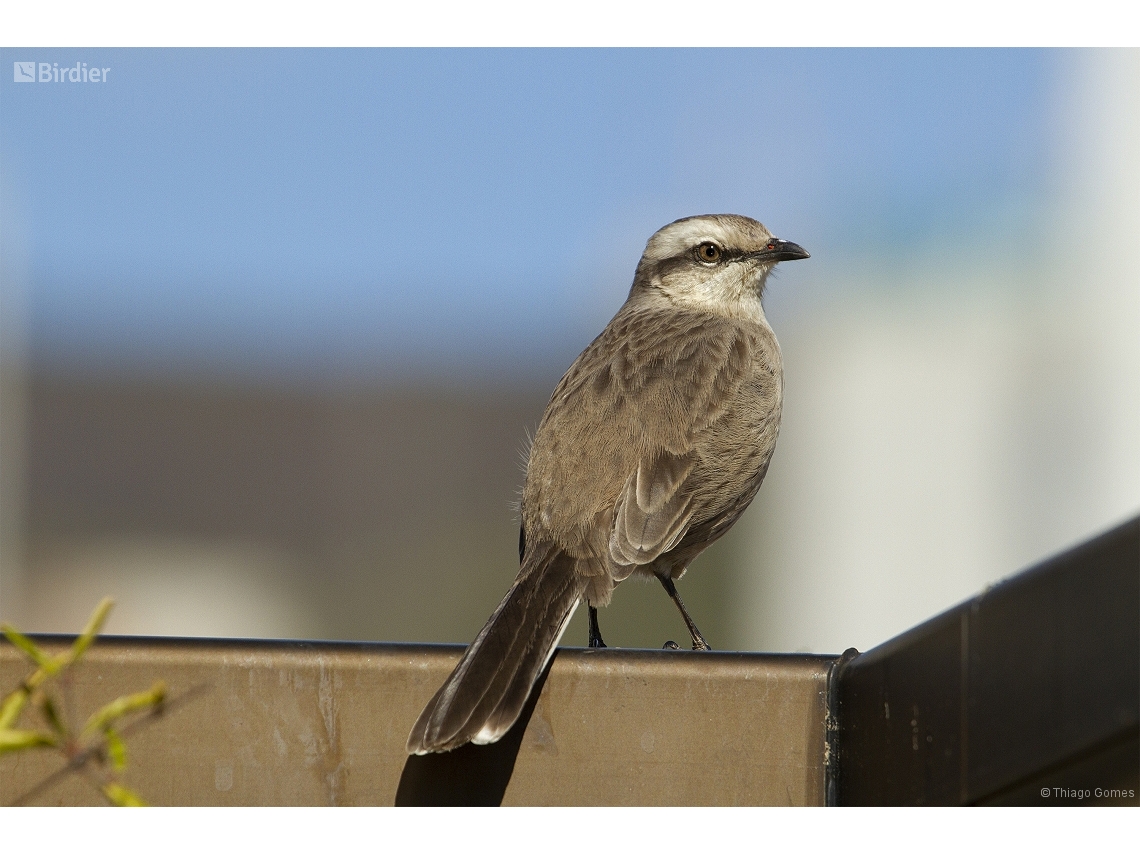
528 306 758 568
608 449 699 566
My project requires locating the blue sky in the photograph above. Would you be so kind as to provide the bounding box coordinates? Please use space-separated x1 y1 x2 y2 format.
1 49 1058 383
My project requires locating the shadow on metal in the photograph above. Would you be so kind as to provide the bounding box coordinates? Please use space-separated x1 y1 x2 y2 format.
394 661 552 806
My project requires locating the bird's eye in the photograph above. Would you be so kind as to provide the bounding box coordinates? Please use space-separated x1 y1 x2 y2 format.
695 242 721 264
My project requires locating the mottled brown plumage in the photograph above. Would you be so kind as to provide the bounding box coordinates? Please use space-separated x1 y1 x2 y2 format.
407 214 808 754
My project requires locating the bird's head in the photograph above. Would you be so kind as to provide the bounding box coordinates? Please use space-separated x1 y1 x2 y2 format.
631 214 809 313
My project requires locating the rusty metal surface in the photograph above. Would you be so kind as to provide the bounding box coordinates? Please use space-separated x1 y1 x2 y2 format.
0 638 834 806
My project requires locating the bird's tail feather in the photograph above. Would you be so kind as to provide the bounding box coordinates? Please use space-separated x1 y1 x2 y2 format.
406 541 585 754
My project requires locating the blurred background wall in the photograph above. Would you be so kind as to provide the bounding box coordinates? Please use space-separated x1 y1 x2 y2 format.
1 49 1136 653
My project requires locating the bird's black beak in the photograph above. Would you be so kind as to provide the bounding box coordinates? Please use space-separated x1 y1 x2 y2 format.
759 239 810 262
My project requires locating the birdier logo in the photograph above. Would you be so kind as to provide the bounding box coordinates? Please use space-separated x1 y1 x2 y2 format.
13 61 111 83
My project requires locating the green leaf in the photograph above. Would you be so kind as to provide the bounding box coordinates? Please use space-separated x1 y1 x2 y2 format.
102 782 146 807
83 681 166 737
70 597 114 662
38 694 67 737
0 689 29 730
1 625 54 671
0 727 57 753
105 727 127 770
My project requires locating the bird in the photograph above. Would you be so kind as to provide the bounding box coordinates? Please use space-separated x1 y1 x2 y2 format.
406 214 808 754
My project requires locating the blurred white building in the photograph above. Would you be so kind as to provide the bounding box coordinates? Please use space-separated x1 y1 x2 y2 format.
737 49 1140 654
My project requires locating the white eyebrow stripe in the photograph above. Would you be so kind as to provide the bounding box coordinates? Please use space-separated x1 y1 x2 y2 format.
641 216 773 263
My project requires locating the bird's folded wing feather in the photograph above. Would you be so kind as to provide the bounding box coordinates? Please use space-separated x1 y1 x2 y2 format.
529 307 757 564
609 450 697 565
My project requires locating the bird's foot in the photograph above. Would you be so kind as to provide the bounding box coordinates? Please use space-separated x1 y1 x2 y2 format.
691 638 712 652
662 640 681 650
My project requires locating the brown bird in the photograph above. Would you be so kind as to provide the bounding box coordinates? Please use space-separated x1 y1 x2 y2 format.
406 214 808 754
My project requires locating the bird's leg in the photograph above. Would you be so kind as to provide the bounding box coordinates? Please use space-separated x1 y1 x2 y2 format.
655 573 711 651
588 605 607 649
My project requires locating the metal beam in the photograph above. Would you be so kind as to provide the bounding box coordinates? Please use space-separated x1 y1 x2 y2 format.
831 516 1139 805
1 640 833 806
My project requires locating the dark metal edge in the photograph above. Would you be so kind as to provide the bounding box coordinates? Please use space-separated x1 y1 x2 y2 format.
825 646 861 806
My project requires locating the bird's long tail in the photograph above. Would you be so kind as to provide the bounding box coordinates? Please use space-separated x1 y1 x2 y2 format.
406 540 586 754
